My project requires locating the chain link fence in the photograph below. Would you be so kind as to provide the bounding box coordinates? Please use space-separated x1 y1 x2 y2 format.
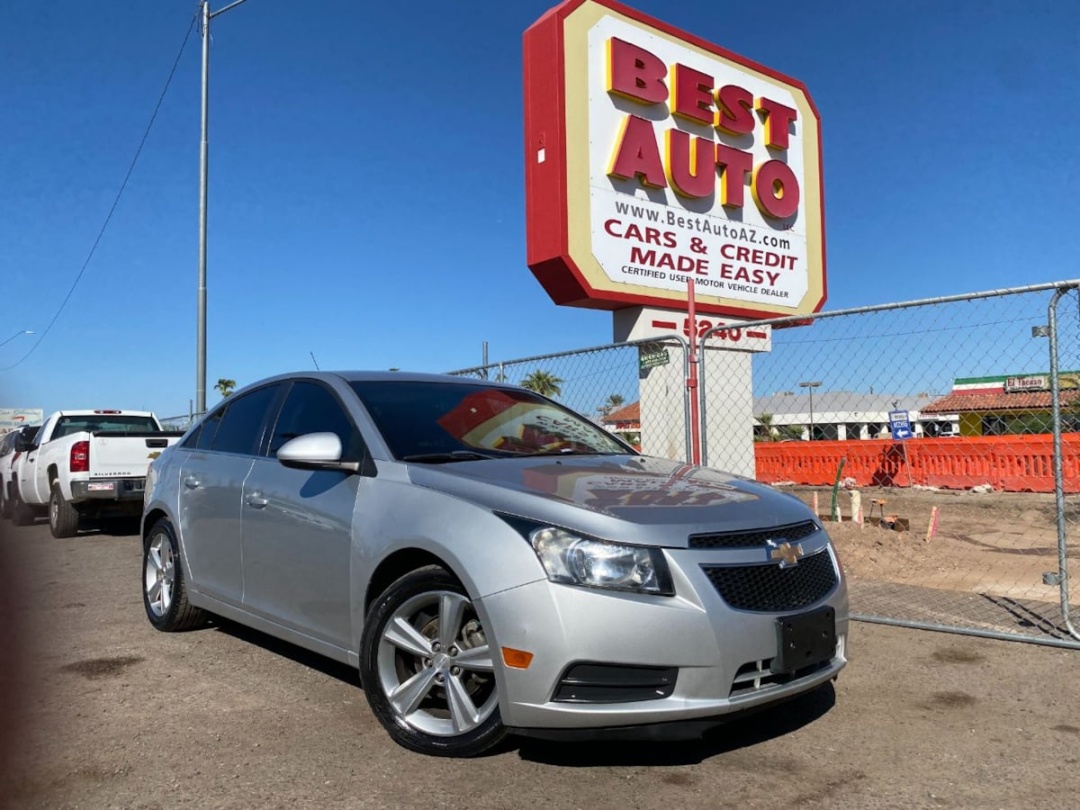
701 281 1080 648
159 414 196 432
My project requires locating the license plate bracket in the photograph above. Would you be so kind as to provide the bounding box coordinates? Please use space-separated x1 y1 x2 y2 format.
774 606 836 675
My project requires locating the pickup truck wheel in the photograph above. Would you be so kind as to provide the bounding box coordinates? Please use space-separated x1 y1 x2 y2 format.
143 518 206 632
49 483 80 538
0 486 10 520
11 489 35 527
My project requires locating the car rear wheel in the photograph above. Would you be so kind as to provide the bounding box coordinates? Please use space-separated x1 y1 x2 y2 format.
142 518 206 631
49 483 80 538
359 566 505 757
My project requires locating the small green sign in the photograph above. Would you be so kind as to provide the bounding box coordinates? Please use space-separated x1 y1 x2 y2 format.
639 348 670 372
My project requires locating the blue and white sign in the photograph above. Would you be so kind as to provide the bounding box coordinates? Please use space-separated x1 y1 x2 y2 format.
888 409 913 441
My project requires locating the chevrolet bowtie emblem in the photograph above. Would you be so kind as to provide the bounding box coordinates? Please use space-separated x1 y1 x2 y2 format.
767 540 804 568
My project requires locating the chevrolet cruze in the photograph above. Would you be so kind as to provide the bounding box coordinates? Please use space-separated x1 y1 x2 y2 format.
142 372 848 756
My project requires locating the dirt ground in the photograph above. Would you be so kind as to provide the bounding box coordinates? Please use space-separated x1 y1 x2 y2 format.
2 518 1080 810
782 485 1079 601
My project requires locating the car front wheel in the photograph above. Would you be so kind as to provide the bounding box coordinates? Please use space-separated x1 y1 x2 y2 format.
11 487 35 527
359 566 505 757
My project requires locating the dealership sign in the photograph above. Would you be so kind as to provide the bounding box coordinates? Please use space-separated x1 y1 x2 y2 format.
524 0 825 319
0 408 43 433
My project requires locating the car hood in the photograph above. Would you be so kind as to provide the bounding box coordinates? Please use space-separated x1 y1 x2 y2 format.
406 454 818 548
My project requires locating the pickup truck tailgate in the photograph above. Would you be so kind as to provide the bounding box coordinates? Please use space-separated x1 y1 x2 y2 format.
89 433 181 478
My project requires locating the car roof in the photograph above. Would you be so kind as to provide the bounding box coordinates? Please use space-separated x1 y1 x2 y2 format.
238 370 512 387
220 371 518 403
332 371 504 385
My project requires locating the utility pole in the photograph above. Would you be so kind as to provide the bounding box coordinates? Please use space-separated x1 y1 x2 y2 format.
196 0 250 416
799 380 822 440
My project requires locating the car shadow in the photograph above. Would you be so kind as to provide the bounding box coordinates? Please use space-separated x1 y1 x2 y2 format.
210 618 361 686
198 617 835 764
513 683 837 766
85 519 142 538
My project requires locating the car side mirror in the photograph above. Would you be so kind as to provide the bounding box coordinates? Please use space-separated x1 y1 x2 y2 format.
14 436 31 453
276 432 360 473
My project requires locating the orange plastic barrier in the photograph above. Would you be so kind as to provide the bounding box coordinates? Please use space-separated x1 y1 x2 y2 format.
754 435 1080 493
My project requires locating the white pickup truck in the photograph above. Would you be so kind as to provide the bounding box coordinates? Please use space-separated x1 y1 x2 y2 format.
11 410 183 537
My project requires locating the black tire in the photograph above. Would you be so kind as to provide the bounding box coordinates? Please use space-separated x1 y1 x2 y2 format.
48 483 80 538
0 484 11 520
142 518 207 632
359 565 506 757
11 486 35 527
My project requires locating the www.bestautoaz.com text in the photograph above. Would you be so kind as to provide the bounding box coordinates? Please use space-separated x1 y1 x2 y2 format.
608 200 796 298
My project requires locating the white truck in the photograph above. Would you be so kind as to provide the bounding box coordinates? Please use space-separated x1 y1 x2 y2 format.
10 410 183 537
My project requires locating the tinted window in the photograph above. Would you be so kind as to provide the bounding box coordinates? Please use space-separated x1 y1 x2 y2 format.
209 386 280 456
52 415 159 439
349 381 630 459
191 408 224 453
180 423 203 449
269 382 359 457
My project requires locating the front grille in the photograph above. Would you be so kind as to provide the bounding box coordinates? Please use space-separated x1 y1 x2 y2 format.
728 657 832 698
702 550 837 612
552 662 678 703
689 520 818 549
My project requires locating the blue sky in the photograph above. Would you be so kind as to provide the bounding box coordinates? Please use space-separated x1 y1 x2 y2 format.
2 0 1077 418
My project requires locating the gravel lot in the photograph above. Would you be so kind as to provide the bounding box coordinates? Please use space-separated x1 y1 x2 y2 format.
2 518 1079 810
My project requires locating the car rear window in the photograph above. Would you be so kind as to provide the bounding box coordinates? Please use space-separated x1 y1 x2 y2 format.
52 416 159 439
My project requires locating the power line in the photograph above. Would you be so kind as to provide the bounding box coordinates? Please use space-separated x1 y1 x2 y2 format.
3 7 200 371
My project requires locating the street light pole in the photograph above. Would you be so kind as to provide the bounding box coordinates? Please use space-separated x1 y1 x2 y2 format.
0 330 34 349
799 380 822 440
196 0 250 416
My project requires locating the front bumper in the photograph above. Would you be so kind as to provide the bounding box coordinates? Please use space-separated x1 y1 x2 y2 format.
478 543 848 731
71 478 146 502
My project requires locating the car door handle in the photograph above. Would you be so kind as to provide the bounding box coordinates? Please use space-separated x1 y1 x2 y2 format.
183 475 201 489
246 492 268 509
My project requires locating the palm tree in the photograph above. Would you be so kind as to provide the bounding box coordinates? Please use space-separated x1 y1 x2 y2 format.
215 378 237 399
520 370 563 398
756 413 778 442
756 413 803 441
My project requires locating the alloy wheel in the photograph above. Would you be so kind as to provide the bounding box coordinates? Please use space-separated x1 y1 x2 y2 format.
376 590 497 737
144 533 175 617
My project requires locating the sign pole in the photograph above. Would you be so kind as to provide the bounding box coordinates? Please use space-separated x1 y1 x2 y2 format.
687 279 701 465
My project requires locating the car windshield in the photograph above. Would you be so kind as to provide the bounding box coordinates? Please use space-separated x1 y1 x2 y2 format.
53 415 159 439
349 380 632 460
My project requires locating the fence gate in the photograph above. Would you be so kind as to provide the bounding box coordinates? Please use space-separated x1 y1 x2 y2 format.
699 281 1080 649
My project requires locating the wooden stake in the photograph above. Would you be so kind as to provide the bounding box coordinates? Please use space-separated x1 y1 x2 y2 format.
925 506 940 542
811 491 819 517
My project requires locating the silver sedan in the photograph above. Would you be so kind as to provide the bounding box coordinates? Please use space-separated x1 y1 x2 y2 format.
142 372 848 756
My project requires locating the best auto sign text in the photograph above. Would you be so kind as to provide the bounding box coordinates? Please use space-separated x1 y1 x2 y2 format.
604 37 799 296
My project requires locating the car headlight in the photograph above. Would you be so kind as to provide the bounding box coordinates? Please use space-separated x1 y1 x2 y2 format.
529 527 674 596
